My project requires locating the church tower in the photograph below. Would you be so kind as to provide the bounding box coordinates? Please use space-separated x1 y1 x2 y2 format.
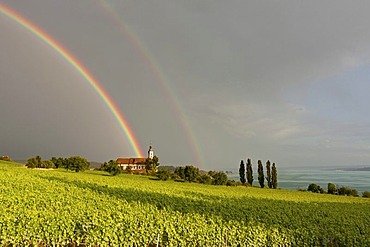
148 146 154 160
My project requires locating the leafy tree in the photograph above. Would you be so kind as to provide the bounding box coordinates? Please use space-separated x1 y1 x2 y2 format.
211 171 228 185
145 156 160 175
197 174 212 184
156 169 172 180
272 162 278 189
308 183 319 193
174 167 185 180
51 157 66 169
266 160 272 188
42 160 55 169
239 160 246 184
307 183 324 193
26 157 38 168
246 158 253 186
65 156 89 172
257 160 264 188
362 191 370 198
226 180 236 186
349 189 359 197
184 165 199 182
327 183 337 195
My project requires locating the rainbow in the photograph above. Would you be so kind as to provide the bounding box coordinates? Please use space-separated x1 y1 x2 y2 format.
0 3 144 158
98 1 204 166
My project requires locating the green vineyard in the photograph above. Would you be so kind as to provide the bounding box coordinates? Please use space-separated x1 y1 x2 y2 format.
0 161 369 246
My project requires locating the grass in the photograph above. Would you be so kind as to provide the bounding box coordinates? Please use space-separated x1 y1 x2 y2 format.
0 160 369 246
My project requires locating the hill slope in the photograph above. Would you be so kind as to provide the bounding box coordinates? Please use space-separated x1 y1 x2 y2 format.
0 161 369 246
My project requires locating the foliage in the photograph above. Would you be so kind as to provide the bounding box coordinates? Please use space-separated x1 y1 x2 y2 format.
26 156 54 169
272 162 278 189
51 157 67 169
65 156 90 172
327 183 337 195
156 169 172 181
246 158 253 186
174 167 185 180
145 156 160 174
0 161 369 246
101 160 121 176
266 160 272 188
257 160 265 188
184 165 199 182
337 186 359 197
308 183 324 193
363 191 370 198
197 174 212 184
210 171 228 185
239 160 246 184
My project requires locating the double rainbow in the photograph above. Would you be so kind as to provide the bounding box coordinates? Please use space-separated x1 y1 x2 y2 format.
0 3 144 157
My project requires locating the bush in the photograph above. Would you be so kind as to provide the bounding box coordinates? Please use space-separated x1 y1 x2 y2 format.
362 191 370 198
226 180 236 186
197 174 212 184
156 169 172 181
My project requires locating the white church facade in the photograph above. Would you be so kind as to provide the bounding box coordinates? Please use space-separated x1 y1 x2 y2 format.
116 146 154 172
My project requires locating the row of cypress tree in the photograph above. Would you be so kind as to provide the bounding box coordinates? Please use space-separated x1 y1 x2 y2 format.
239 159 277 188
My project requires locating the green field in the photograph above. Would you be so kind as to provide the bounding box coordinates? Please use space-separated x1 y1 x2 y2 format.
0 160 369 246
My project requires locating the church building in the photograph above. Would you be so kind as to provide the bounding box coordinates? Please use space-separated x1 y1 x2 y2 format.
116 146 154 172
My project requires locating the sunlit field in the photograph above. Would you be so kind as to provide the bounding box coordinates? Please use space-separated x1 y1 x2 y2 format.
0 161 369 246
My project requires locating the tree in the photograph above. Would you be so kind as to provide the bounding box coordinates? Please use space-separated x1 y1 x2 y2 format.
51 157 66 169
272 163 277 189
246 158 253 186
65 156 89 172
174 166 185 180
257 160 264 188
239 160 246 184
197 174 212 184
266 160 272 188
211 171 228 185
308 183 324 193
184 165 199 182
42 160 55 169
145 156 160 175
327 183 337 195
107 160 122 175
362 191 370 198
156 169 172 180
26 157 38 168
308 183 319 193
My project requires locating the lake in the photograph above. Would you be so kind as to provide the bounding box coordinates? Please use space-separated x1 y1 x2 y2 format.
228 167 370 193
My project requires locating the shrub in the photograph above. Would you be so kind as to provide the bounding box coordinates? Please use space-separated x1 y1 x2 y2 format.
156 169 172 181
362 191 370 198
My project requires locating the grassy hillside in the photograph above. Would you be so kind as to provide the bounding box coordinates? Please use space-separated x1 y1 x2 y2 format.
0 161 369 246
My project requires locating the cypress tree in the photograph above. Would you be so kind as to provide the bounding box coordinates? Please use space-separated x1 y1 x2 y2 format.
246 158 253 186
272 162 278 189
239 160 246 184
266 160 272 188
257 160 264 188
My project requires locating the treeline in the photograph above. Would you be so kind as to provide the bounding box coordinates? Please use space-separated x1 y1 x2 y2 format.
239 159 278 188
26 156 89 172
306 183 370 198
157 165 238 186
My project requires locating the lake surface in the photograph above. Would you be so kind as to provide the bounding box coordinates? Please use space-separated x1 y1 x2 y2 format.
228 167 370 193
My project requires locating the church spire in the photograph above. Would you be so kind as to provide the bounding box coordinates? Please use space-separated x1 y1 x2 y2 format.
148 145 154 160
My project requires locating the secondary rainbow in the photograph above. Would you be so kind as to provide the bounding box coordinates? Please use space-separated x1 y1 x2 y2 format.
98 1 204 166
0 3 144 157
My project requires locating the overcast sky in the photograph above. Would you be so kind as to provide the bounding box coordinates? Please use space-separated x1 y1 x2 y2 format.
2 1 370 170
